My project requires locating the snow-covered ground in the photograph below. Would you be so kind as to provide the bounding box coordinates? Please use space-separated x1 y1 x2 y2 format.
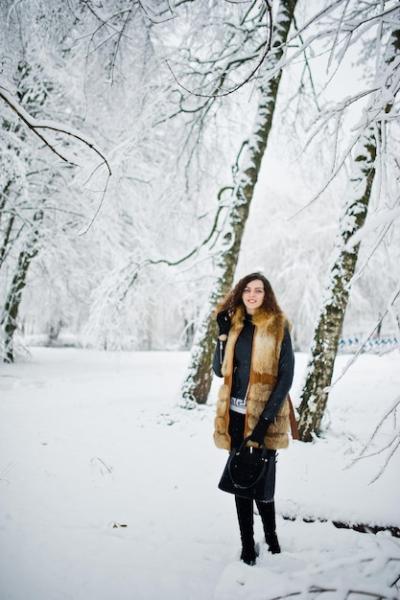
0 348 399 600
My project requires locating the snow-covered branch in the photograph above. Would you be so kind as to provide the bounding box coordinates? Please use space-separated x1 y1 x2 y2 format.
165 0 273 99
346 205 400 249
348 394 400 484
327 280 400 394
0 84 112 176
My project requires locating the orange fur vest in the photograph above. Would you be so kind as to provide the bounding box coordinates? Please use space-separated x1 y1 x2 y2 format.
213 306 290 450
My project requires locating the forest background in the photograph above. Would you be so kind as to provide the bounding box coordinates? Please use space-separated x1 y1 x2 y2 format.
1 3 400 596
1 0 399 393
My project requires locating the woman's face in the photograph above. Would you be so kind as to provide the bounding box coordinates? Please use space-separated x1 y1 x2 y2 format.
242 279 265 314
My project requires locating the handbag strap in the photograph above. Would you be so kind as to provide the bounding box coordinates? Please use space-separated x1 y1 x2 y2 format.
235 436 269 456
228 436 270 490
287 393 300 440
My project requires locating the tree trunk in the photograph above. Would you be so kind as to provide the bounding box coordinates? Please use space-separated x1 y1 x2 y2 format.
1 209 42 362
297 134 376 439
297 26 400 441
0 61 54 361
181 0 297 406
0 212 18 270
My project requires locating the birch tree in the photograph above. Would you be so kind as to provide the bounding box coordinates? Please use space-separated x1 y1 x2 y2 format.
0 54 58 362
0 1 112 362
298 16 400 440
1 0 214 359
181 0 297 405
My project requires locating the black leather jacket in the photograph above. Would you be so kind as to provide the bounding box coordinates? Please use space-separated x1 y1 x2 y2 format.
212 314 295 421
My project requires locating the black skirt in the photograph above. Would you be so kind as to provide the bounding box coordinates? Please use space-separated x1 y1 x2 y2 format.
228 409 276 502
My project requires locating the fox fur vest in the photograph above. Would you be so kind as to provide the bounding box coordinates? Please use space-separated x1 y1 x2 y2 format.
214 305 290 451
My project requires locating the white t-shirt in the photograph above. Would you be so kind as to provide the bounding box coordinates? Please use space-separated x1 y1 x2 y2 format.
230 396 247 415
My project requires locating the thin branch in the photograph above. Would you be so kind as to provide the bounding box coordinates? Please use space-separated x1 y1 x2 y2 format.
141 202 227 267
369 437 400 484
327 281 400 392
269 585 396 600
165 0 273 99
0 85 112 176
78 173 112 236
292 15 321 113
353 396 400 461
327 0 351 71
110 4 135 84
118 193 233 303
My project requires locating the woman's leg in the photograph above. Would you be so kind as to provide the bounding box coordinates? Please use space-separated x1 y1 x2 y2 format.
255 450 281 553
229 410 257 564
255 501 281 554
235 496 257 565
228 409 245 450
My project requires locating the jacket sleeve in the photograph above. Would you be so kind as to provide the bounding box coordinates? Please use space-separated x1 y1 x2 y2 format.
212 338 226 378
261 327 295 421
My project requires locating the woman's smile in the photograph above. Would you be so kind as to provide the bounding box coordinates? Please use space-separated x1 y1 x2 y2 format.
242 279 265 313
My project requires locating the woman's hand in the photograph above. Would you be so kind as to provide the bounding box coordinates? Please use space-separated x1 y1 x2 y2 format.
216 309 231 337
249 417 272 446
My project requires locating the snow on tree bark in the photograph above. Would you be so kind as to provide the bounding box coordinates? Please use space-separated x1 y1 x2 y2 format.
181 0 297 406
298 24 400 441
297 136 376 439
1 209 43 363
0 57 57 362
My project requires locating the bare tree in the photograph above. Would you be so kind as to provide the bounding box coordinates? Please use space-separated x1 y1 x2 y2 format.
181 0 298 405
0 1 111 362
298 18 400 440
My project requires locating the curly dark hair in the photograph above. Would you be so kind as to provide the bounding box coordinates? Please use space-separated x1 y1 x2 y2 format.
216 272 282 315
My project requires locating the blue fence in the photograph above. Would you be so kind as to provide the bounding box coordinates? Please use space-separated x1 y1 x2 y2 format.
338 335 399 354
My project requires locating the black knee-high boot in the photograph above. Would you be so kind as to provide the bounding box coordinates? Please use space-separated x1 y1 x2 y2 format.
235 496 257 565
256 500 281 554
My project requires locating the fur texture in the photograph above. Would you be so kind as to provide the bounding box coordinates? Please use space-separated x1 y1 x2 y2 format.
214 306 290 450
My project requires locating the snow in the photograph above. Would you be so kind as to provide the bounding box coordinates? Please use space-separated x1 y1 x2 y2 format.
0 348 399 600
346 206 400 249
0 81 109 172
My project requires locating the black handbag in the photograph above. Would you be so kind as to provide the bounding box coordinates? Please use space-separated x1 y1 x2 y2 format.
218 436 276 501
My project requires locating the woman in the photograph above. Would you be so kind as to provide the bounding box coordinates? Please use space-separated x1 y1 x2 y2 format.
213 272 294 565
